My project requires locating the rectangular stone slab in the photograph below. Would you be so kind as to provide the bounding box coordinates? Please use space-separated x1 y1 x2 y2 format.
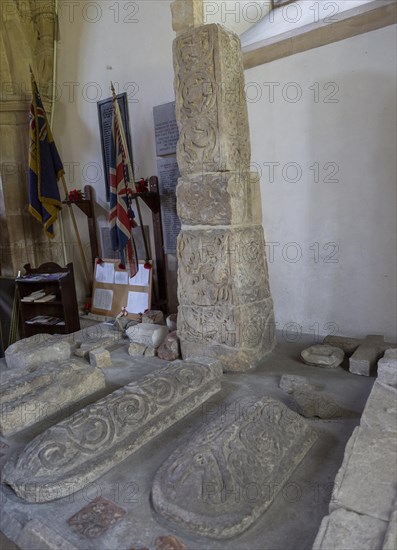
349 335 386 376
3 358 223 502
0 359 106 436
151 396 317 539
312 508 389 550
330 426 397 521
5 333 71 369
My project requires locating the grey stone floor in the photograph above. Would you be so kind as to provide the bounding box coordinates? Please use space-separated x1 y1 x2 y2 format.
0 339 374 550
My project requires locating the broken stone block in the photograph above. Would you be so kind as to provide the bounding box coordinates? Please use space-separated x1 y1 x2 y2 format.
151 397 317 539
383 509 397 550
0 359 106 436
126 324 168 349
330 427 397 521
361 381 397 433
291 390 343 419
301 344 344 368
16 518 78 550
144 346 156 358
174 24 250 176
3 359 222 502
349 335 386 376
128 342 147 356
157 331 181 361
323 335 362 355
74 337 115 358
177 172 262 226
178 297 276 372
279 374 317 394
312 508 388 550
142 310 165 325
89 347 111 369
378 349 397 387
5 333 71 369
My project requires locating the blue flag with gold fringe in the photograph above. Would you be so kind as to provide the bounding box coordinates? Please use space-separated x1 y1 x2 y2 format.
28 71 64 238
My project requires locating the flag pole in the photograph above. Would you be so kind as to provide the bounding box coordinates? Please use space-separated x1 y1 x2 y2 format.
111 84 151 263
60 174 91 288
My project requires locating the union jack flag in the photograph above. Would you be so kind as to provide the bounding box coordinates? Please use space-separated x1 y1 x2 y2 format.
108 93 138 277
28 71 63 238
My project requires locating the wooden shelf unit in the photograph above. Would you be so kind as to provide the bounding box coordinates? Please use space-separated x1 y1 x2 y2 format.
16 262 80 337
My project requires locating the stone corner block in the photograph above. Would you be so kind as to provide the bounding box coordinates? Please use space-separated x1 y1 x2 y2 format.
89 347 112 368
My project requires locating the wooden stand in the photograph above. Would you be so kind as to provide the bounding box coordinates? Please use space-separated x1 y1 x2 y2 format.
16 262 80 338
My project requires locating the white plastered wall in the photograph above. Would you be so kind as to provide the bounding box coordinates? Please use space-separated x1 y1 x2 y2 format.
246 25 397 341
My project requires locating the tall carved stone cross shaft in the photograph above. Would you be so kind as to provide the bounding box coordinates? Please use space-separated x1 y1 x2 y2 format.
173 23 276 371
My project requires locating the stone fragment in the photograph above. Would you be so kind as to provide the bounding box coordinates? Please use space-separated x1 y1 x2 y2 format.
16 519 78 550
382 509 397 550
144 346 156 358
279 374 317 394
301 344 344 368
3 360 223 502
361 381 397 433
171 0 203 35
151 397 317 539
178 298 275 372
292 390 343 419
128 342 148 356
157 331 180 361
0 359 106 436
5 333 71 369
166 313 177 332
89 347 111 368
349 335 386 376
312 508 388 550
155 535 186 550
74 337 115 358
378 349 397 387
323 335 362 355
330 427 397 521
142 310 165 325
126 324 169 349
174 24 250 176
67 497 126 539
177 172 262 226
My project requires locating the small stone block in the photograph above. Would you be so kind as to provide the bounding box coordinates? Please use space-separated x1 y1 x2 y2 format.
126 324 169 349
67 497 126 538
89 347 111 368
312 508 388 550
330 427 397 521
157 331 181 361
301 344 344 368
378 349 397 387
349 335 385 376
128 342 147 356
142 310 165 325
292 390 343 419
144 346 156 357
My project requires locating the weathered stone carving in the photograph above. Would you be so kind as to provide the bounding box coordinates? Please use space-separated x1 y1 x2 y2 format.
0 359 106 436
5 333 71 370
177 172 262 226
174 24 250 176
177 226 270 307
3 359 222 502
173 23 275 370
152 397 317 539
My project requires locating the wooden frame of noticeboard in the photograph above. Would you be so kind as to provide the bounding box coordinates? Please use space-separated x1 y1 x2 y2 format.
91 259 152 320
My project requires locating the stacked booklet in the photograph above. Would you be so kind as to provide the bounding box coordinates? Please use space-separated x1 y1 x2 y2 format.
26 316 65 326
21 290 56 303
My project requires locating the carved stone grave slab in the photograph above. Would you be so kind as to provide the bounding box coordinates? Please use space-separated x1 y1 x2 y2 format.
0 359 106 436
152 397 317 539
5 333 71 369
3 358 222 502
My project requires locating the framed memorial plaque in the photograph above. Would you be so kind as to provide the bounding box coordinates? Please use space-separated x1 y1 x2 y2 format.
97 93 133 201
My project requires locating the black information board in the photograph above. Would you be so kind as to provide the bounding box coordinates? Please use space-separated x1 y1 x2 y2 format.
97 93 133 201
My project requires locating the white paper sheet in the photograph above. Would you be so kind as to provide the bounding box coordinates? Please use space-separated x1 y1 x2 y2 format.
129 268 150 287
114 271 129 285
93 288 113 311
95 262 115 284
127 291 149 314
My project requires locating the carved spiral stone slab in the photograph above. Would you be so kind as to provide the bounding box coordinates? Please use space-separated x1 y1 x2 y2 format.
152 397 317 539
3 359 223 502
